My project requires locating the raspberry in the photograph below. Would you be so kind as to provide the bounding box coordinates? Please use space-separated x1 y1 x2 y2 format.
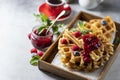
71 45 79 51
61 38 67 44
28 33 31 40
73 31 81 38
30 48 37 53
37 51 44 56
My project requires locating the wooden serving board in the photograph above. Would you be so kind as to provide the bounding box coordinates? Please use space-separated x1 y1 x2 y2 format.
38 11 120 80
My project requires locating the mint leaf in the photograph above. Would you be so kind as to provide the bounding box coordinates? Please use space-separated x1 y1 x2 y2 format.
30 55 40 66
34 13 47 22
40 14 48 22
34 13 51 26
56 24 64 28
78 21 86 28
34 13 42 22
78 21 86 32
40 13 51 26
77 20 92 35
81 30 93 35
34 13 64 36
52 25 58 34
44 19 51 26
37 25 47 35
52 24 64 34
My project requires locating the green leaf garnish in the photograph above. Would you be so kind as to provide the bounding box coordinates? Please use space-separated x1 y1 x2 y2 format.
56 24 64 28
30 55 40 66
34 13 64 35
34 13 51 34
78 20 86 28
40 14 48 22
34 13 51 26
81 30 93 35
34 13 42 21
52 25 58 34
52 24 64 34
37 25 47 35
78 20 92 35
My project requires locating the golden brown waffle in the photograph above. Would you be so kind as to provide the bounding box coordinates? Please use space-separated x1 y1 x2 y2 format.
58 16 116 72
64 29 84 49
85 16 116 42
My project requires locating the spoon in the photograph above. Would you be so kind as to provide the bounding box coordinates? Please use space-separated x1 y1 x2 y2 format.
46 10 66 34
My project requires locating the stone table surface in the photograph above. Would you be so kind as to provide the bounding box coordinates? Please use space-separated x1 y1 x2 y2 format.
0 0 120 80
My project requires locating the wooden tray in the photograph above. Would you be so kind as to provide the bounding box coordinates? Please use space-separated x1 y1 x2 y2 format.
38 11 120 80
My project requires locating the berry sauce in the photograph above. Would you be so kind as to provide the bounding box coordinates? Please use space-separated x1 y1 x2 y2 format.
31 29 53 50
82 34 101 64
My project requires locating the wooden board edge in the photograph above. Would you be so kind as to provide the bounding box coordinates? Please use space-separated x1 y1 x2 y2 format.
67 11 82 29
40 34 62 61
39 60 89 80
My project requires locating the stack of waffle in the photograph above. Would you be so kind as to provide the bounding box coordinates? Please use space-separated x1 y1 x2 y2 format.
58 16 116 72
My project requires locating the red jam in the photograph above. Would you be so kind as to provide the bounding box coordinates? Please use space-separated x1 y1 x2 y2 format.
82 51 91 64
82 34 101 64
31 29 53 50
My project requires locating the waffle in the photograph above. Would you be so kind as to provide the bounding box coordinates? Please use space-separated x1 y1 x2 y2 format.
58 16 116 72
85 16 116 43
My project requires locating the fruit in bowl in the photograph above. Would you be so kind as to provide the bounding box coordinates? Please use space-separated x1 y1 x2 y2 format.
28 13 64 66
28 13 63 50
30 26 53 51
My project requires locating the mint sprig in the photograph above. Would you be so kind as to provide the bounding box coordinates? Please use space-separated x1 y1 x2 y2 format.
34 13 51 26
78 20 92 34
37 25 47 34
30 55 40 66
81 30 93 35
34 13 64 35
79 20 86 28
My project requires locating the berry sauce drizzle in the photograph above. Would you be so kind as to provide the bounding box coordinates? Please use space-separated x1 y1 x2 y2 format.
82 34 101 64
